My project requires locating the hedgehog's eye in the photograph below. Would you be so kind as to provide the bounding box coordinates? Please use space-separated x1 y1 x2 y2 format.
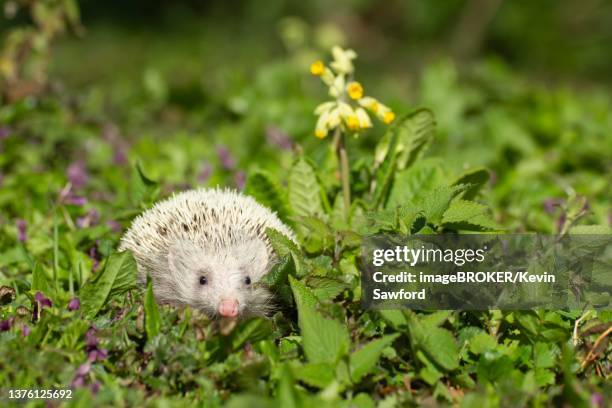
244 276 251 285
199 276 208 285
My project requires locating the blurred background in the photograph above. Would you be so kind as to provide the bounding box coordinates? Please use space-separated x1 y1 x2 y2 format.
1 0 611 236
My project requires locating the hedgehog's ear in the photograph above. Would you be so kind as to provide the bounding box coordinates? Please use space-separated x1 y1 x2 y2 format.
168 240 200 275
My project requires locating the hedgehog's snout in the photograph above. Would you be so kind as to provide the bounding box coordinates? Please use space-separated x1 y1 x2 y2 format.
218 298 239 317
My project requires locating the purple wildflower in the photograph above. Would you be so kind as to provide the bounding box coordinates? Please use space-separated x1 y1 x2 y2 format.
266 126 293 151
71 376 85 388
35 291 52 308
77 209 100 228
198 162 212 183
107 220 122 233
88 245 100 272
217 146 236 170
113 148 128 165
76 362 91 377
67 160 89 190
88 348 108 362
85 326 99 350
16 218 26 242
0 316 14 331
21 324 30 337
234 171 246 190
543 198 561 214
68 297 81 311
591 393 603 407
0 126 11 139
66 195 87 206
90 382 101 394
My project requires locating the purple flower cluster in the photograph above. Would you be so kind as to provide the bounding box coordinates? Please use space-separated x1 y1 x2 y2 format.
68 297 81 311
32 291 52 322
71 326 107 391
217 146 236 170
15 219 27 242
67 160 89 190
265 126 293 151
0 316 14 331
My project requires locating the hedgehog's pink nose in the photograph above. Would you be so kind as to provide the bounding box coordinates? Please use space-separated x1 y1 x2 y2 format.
218 299 239 317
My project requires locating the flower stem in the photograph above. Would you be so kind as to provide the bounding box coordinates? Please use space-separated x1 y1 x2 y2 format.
333 129 351 221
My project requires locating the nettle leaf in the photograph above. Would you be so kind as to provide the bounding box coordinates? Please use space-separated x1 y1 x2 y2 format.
289 276 349 364
374 108 436 171
451 167 489 200
80 251 137 318
394 109 436 170
244 170 291 224
262 255 295 305
441 199 499 231
372 129 399 208
292 362 336 389
276 363 301 408
350 334 400 382
288 157 326 219
306 276 348 303
386 158 445 209
293 215 334 254
406 313 459 371
144 275 161 339
419 184 468 226
266 228 307 277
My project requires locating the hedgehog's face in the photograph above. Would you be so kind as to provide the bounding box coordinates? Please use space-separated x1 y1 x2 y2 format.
167 238 271 317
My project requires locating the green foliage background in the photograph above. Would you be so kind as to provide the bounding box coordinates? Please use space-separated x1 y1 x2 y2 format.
0 1 611 406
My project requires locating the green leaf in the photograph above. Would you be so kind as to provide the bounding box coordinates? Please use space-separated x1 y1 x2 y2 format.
80 251 138 318
144 275 161 339
307 276 348 302
288 157 325 219
451 167 489 200
261 255 295 305
419 184 467 225
394 108 436 170
31 262 49 293
230 318 273 350
129 162 159 206
386 158 445 209
441 199 499 231
350 334 400 382
292 362 336 389
407 313 459 371
266 228 306 277
244 170 291 224
276 363 301 408
468 332 498 355
372 130 399 208
289 276 349 364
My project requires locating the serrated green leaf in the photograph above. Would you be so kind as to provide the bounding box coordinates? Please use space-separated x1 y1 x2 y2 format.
307 276 348 302
406 313 459 371
350 334 400 382
419 184 467 225
244 170 291 224
289 276 349 364
386 158 445 209
451 167 489 200
394 108 436 170
288 157 325 219
441 199 499 231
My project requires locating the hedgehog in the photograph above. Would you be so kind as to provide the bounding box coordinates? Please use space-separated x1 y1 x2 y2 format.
119 188 296 318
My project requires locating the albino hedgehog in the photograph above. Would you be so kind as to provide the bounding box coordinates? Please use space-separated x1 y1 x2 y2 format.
119 188 295 318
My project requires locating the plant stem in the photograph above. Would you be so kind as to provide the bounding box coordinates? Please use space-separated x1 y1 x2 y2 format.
334 130 351 221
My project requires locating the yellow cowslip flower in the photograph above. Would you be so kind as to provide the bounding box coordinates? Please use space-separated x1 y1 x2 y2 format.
346 81 363 100
329 74 345 98
355 107 372 129
310 60 325 76
315 129 327 139
358 96 380 113
383 111 395 124
346 115 360 131
315 110 330 138
330 46 357 74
